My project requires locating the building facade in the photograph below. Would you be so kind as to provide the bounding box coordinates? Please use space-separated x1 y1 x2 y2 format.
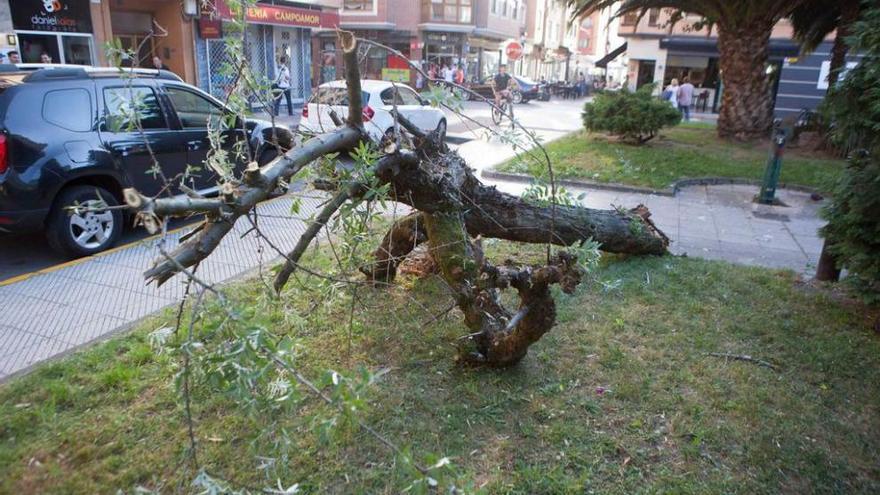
0 0 340 112
614 9 841 116
315 0 525 87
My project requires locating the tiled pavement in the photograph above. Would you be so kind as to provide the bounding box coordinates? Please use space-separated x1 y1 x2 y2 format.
0 101 827 380
0 194 324 380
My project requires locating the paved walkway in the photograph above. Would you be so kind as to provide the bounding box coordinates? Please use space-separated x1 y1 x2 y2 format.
0 101 826 380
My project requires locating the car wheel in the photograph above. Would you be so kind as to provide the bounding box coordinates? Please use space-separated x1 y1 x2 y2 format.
458 89 471 101
511 90 523 105
258 147 279 166
436 120 447 144
46 185 123 258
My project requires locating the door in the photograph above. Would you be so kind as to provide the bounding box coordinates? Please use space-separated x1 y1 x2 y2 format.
636 60 656 90
161 84 246 191
116 35 154 68
97 82 188 197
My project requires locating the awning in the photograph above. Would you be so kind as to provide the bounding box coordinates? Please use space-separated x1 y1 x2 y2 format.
659 36 798 58
596 42 627 68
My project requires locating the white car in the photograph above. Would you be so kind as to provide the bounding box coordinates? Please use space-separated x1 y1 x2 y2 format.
299 80 447 145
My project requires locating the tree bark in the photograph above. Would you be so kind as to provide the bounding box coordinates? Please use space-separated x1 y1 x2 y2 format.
815 239 841 282
717 26 774 141
828 1 860 85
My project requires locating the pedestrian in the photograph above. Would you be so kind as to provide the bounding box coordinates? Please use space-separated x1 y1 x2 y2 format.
273 56 293 117
454 64 465 86
416 66 425 90
677 77 695 121
152 56 165 71
8 51 20 64
40 53 52 64
664 78 679 109
577 72 586 97
443 63 454 84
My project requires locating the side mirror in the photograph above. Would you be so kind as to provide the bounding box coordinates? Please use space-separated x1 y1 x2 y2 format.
420 98 428 106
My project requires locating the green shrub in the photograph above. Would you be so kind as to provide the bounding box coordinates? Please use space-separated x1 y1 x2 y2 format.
582 85 681 144
820 6 880 303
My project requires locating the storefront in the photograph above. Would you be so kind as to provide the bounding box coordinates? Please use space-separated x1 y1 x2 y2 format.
199 1 339 111
10 0 96 64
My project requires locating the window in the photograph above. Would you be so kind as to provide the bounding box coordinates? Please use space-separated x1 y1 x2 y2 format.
621 12 639 26
648 8 660 26
43 89 92 132
343 0 374 12
165 87 228 129
491 0 497 14
103 86 166 131
425 0 472 24
381 86 422 106
309 87 371 107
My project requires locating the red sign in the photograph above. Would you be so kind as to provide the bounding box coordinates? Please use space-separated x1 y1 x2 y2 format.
199 17 222 39
216 1 339 29
505 42 523 61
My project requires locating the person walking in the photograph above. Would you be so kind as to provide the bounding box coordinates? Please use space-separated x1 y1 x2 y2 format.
454 64 465 86
665 78 680 109
273 56 292 117
677 77 695 121
443 63 454 84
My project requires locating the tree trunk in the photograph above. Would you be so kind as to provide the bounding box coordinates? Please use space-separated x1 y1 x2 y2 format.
717 26 774 141
128 32 669 367
815 239 841 282
828 1 860 85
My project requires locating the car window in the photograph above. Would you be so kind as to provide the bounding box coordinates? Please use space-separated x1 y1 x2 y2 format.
380 88 402 106
309 87 370 107
398 87 422 106
165 86 228 129
103 86 166 131
43 88 92 132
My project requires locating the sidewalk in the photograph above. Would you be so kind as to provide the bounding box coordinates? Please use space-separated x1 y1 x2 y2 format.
0 104 825 380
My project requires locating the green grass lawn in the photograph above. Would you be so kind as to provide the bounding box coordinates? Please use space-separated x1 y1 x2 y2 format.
1 246 878 493
497 123 845 191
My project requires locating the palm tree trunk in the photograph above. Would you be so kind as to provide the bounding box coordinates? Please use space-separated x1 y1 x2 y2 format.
828 0 860 85
716 26 774 141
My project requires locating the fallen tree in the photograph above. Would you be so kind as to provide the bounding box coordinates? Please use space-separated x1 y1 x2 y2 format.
125 31 668 367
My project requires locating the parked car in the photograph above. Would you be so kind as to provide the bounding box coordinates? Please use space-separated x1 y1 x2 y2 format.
0 64 293 257
299 80 447 145
513 75 550 102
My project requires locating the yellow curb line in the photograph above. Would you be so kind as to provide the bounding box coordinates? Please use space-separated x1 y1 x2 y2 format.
0 193 295 288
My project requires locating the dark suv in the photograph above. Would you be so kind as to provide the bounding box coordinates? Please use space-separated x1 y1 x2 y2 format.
0 65 293 256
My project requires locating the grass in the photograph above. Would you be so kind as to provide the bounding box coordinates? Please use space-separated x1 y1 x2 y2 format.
1 244 879 494
497 123 845 191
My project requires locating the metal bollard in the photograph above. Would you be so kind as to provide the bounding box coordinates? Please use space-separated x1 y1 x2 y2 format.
757 119 787 205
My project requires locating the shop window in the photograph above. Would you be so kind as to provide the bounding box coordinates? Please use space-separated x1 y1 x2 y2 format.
343 0 374 13
43 89 92 132
166 87 228 129
103 86 166 131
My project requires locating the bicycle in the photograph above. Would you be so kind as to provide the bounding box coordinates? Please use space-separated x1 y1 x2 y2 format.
491 90 515 127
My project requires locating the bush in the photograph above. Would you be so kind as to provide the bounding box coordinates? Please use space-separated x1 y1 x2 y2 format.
581 85 681 144
820 6 880 303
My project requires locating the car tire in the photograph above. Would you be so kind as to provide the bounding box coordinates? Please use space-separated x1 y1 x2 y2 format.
46 185 123 258
258 147 279 166
458 89 471 101
511 90 523 105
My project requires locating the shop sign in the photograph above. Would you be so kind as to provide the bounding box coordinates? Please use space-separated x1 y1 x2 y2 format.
505 42 523 61
199 17 223 39
216 1 340 29
381 68 410 82
12 0 93 33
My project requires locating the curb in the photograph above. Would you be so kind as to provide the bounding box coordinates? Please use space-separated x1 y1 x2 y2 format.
482 170 824 198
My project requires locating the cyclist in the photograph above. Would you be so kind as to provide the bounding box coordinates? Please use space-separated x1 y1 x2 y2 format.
492 64 514 108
